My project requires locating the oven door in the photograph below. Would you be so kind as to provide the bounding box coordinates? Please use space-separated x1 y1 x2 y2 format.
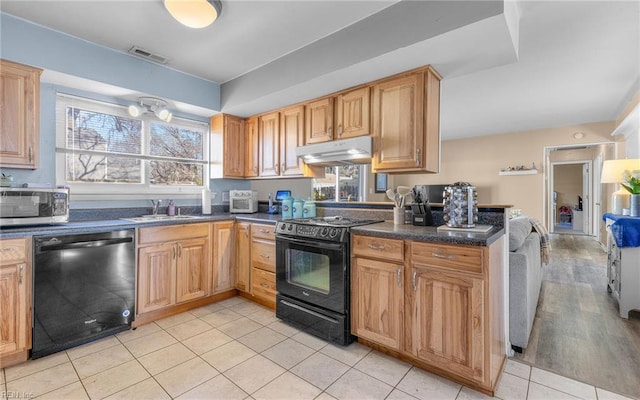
276 236 347 314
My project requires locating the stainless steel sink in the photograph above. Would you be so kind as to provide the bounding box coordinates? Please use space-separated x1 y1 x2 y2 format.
121 214 204 223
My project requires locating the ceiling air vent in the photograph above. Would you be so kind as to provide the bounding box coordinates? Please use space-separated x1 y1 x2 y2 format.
128 46 169 65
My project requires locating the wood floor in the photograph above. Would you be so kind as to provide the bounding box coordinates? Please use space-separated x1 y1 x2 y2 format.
514 234 640 399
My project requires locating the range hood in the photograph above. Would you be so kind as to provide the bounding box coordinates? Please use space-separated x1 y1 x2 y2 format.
295 136 372 165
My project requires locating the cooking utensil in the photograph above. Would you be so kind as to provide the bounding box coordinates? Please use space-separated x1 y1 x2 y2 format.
386 189 400 207
397 186 411 208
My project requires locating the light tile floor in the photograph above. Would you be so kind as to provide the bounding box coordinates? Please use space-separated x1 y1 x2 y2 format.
1 296 636 400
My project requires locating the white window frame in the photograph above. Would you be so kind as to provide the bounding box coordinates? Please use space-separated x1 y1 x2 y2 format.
55 93 209 200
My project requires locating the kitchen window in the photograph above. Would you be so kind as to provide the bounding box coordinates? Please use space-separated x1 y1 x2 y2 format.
55 94 209 199
312 165 367 202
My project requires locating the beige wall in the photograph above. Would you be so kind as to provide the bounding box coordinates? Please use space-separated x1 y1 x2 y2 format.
394 121 616 221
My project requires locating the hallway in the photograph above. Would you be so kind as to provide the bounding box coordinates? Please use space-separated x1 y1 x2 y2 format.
514 234 640 399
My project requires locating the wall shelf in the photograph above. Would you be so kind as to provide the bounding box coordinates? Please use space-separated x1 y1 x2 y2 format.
498 169 538 176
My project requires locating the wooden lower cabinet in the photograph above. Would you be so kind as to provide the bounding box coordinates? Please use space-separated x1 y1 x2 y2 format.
250 223 276 308
351 234 505 395
176 238 210 303
0 237 31 368
212 221 235 293
235 222 252 292
409 267 484 383
351 257 404 350
136 222 220 319
138 243 176 314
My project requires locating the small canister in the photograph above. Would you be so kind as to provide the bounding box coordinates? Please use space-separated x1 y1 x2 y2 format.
293 197 304 218
281 196 293 219
303 198 316 218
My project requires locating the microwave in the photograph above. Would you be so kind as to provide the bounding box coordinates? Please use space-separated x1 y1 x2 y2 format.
229 190 258 214
0 188 69 227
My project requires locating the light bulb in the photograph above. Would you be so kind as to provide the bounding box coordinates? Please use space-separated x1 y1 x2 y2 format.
128 104 143 117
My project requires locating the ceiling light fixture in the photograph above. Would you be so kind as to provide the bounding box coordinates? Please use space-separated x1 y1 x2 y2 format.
127 97 173 122
164 0 222 29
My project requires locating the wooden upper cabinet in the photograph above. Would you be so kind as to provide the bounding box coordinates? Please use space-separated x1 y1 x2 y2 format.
305 97 334 144
210 114 245 178
244 117 259 178
336 87 370 139
258 111 280 177
0 60 42 169
280 105 305 176
372 67 441 173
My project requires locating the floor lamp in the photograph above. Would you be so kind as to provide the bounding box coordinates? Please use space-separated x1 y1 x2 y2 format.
601 159 640 214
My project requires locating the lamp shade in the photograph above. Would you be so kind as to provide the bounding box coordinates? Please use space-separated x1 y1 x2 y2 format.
601 159 640 183
164 0 222 29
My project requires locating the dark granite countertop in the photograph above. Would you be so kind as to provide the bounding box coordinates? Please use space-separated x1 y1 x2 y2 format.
0 213 279 239
351 221 505 247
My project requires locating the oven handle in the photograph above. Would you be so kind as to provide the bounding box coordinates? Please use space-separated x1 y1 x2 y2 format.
38 237 133 252
279 299 340 324
277 236 345 251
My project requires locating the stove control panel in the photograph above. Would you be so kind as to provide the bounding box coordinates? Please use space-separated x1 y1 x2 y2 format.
276 222 347 242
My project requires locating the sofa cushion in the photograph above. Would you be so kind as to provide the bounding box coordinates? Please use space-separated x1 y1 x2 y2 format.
509 216 533 251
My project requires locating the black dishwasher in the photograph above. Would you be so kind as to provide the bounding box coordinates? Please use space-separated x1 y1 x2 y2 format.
32 229 135 359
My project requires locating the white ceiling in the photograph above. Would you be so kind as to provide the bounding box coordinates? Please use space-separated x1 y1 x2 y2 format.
1 0 638 140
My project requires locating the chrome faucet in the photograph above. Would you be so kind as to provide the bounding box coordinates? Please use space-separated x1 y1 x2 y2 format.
151 199 162 215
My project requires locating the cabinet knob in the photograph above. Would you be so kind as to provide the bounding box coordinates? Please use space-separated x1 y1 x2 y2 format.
18 264 24 284
367 243 385 250
396 268 402 288
28 147 33 163
415 148 421 166
338 125 343 136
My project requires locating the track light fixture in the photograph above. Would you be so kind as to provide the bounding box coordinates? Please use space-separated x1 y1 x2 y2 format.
127 97 173 122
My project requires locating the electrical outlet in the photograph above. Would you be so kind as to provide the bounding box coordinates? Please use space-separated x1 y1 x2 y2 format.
222 191 230 203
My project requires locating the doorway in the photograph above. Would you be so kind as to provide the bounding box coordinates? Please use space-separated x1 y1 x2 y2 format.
549 161 591 235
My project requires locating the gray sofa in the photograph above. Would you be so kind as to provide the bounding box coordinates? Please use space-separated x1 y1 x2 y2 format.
508 217 543 352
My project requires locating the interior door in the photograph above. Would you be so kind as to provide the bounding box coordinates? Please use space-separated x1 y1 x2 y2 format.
582 163 590 235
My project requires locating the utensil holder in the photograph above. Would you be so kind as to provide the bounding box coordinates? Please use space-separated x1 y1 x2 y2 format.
393 207 404 225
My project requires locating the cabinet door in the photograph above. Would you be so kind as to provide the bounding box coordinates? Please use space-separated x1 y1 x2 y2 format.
212 221 235 293
409 266 484 383
0 60 41 169
176 238 210 303
280 105 305 176
235 222 252 292
259 112 280 177
352 257 403 350
372 73 424 172
244 117 259 177
336 87 370 139
305 97 334 144
223 115 245 178
0 263 28 358
138 243 176 314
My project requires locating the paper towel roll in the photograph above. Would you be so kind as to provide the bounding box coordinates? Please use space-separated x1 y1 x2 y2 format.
202 189 212 214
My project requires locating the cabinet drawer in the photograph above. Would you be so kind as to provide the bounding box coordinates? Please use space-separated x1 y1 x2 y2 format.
0 238 28 265
251 240 275 272
252 267 276 300
251 223 275 241
352 235 404 262
411 242 484 274
138 223 210 244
